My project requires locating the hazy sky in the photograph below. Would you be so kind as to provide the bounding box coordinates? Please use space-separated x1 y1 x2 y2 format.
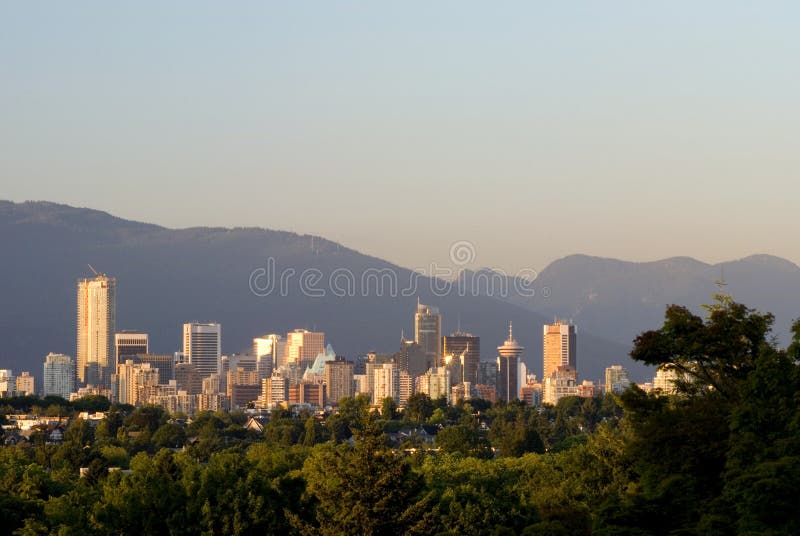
2 2 799 273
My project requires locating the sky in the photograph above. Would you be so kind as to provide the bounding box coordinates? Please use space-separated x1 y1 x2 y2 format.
2 2 799 273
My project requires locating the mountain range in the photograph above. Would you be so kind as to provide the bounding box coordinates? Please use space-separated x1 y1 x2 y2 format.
467 253 800 351
3 200 798 388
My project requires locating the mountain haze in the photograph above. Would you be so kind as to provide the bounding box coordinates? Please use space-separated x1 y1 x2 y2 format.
476 253 800 350
0 201 634 387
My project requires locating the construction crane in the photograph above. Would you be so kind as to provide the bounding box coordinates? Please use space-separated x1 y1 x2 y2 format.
87 264 101 277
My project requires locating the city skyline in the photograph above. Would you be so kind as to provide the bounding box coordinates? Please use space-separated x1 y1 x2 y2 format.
2 3 797 533
8 266 613 408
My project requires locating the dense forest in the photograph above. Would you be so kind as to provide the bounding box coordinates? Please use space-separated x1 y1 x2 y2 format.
2 297 799 535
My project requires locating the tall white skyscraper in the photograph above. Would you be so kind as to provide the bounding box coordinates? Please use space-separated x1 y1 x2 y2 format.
183 323 222 380
43 353 76 399
77 272 116 387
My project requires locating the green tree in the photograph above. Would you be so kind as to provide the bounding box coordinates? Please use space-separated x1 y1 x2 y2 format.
405 393 434 424
435 424 491 458
151 422 187 449
303 415 328 447
302 424 423 535
380 397 398 420
123 405 167 434
630 298 774 401
605 296 793 534
93 450 188 534
71 395 111 412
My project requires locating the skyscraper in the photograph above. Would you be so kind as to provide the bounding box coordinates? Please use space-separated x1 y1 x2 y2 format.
43 353 76 399
653 364 682 395
77 272 116 386
497 322 523 402
543 365 578 405
15 372 35 395
0 370 14 395
543 320 577 382
442 332 480 385
398 338 428 379
414 302 441 364
285 329 325 371
117 360 159 406
368 361 400 405
132 354 175 385
605 365 631 394
415 366 451 404
324 355 354 406
253 334 284 380
477 360 498 389
115 331 148 367
183 323 222 380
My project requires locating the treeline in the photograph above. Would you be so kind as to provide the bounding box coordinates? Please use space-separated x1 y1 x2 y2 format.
1 394 112 418
2 297 800 534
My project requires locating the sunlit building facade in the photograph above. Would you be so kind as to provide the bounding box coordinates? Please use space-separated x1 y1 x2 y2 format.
77 274 116 386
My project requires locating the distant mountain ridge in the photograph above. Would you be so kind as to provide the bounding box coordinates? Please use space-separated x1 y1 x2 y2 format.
0 200 634 387
466 252 800 351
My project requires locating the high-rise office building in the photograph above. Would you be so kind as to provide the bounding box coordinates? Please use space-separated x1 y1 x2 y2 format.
183 323 221 380
477 360 498 389
117 360 159 406
77 273 116 386
262 371 289 408
253 334 284 380
0 370 14 394
15 371 35 395
415 366 451 404
369 361 400 405
227 368 260 408
442 332 480 385
398 370 413 406
43 353 76 399
497 322 523 402
605 365 631 394
543 321 577 382
115 331 148 369
228 354 257 373
285 330 325 370
175 361 200 395
415 302 441 364
132 354 175 386
324 356 354 406
398 338 428 379
653 365 682 395
543 365 578 405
